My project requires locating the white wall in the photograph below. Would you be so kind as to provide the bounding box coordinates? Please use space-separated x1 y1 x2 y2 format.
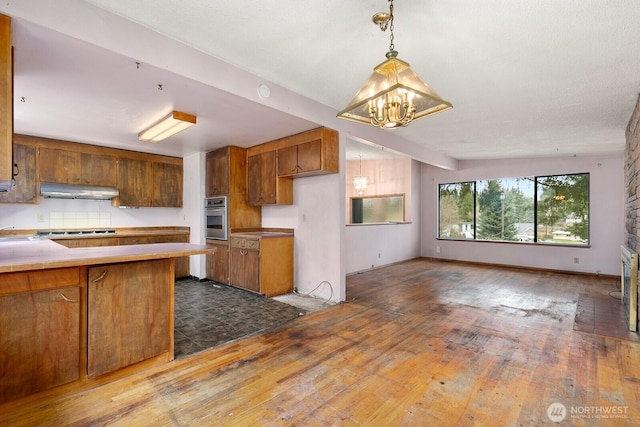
261 173 344 303
183 151 207 279
421 154 624 275
345 159 422 274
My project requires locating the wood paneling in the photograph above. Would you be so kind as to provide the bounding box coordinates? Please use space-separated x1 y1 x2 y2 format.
0 15 11 184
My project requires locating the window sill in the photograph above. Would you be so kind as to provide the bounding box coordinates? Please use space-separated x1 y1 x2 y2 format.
347 221 412 227
436 237 591 248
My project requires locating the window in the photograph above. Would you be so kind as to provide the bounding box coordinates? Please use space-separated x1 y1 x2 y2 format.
351 194 405 224
438 173 589 245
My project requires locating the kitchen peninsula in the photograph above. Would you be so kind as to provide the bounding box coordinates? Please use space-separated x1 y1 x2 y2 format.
0 238 212 403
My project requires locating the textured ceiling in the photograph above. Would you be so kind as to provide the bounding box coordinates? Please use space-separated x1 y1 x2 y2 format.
3 0 640 163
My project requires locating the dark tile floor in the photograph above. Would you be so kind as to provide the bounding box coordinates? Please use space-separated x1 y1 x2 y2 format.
174 279 307 359
574 293 640 342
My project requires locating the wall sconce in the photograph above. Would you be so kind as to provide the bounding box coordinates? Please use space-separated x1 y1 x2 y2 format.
138 111 196 143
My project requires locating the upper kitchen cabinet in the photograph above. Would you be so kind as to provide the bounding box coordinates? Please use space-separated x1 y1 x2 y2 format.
247 150 293 206
205 146 231 196
0 136 36 204
152 161 183 208
276 127 339 178
0 15 12 189
114 154 182 208
38 147 117 187
114 157 152 207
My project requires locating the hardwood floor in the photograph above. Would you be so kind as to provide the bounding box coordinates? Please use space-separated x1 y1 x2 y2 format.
1 258 639 426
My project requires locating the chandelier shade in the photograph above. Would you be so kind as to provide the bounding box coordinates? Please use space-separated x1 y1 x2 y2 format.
337 0 452 129
337 54 452 128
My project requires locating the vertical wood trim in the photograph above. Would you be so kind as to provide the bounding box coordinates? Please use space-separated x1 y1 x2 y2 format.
0 14 11 182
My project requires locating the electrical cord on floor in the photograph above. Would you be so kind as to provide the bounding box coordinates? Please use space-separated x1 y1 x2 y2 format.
294 280 335 305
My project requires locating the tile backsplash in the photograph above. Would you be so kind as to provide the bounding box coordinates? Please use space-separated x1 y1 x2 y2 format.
49 211 112 229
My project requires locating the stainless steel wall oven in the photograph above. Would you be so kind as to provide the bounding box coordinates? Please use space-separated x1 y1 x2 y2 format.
205 196 227 240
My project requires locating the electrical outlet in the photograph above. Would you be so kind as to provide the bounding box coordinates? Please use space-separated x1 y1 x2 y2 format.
436 246 441 254
37 213 45 223
573 257 580 264
378 253 381 259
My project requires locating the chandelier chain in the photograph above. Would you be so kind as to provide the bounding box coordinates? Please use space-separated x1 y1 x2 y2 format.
388 0 395 52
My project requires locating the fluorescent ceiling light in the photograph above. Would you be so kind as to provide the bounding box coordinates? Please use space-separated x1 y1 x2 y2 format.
138 111 196 143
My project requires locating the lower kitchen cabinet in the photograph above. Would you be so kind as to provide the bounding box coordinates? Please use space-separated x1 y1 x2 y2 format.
206 240 229 284
229 240 260 293
87 259 172 377
54 231 190 279
0 269 81 403
229 233 293 297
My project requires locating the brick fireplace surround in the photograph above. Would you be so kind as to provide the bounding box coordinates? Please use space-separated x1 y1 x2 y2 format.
625 94 640 252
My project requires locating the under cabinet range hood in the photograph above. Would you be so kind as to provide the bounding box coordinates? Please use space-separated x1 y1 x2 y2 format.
40 183 119 200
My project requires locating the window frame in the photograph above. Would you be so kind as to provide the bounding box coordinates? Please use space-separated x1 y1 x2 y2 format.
437 173 590 246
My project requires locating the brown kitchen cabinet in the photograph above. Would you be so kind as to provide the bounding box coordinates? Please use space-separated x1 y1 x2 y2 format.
0 141 36 204
53 237 119 248
247 150 293 206
115 157 153 207
152 161 183 207
205 146 231 196
229 233 293 297
206 240 229 284
87 259 172 378
119 234 189 278
275 127 339 178
0 14 12 187
38 147 117 187
52 230 190 279
0 267 82 403
115 157 183 208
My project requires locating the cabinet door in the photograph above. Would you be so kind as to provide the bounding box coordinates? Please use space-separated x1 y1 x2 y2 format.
38 147 82 184
277 145 298 176
0 143 36 203
152 161 183 207
0 286 80 403
205 147 229 196
87 260 171 377
247 151 276 205
116 157 153 207
296 139 322 173
229 246 260 293
277 140 322 177
81 153 117 187
206 241 229 284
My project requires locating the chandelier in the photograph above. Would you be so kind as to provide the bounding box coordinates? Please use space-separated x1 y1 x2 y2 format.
353 156 368 195
337 0 452 129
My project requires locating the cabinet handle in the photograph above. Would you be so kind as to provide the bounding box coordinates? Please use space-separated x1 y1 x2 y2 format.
240 249 248 256
91 270 108 283
60 293 78 303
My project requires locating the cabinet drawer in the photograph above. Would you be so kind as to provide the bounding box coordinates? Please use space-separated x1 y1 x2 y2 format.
230 236 260 250
0 267 81 295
